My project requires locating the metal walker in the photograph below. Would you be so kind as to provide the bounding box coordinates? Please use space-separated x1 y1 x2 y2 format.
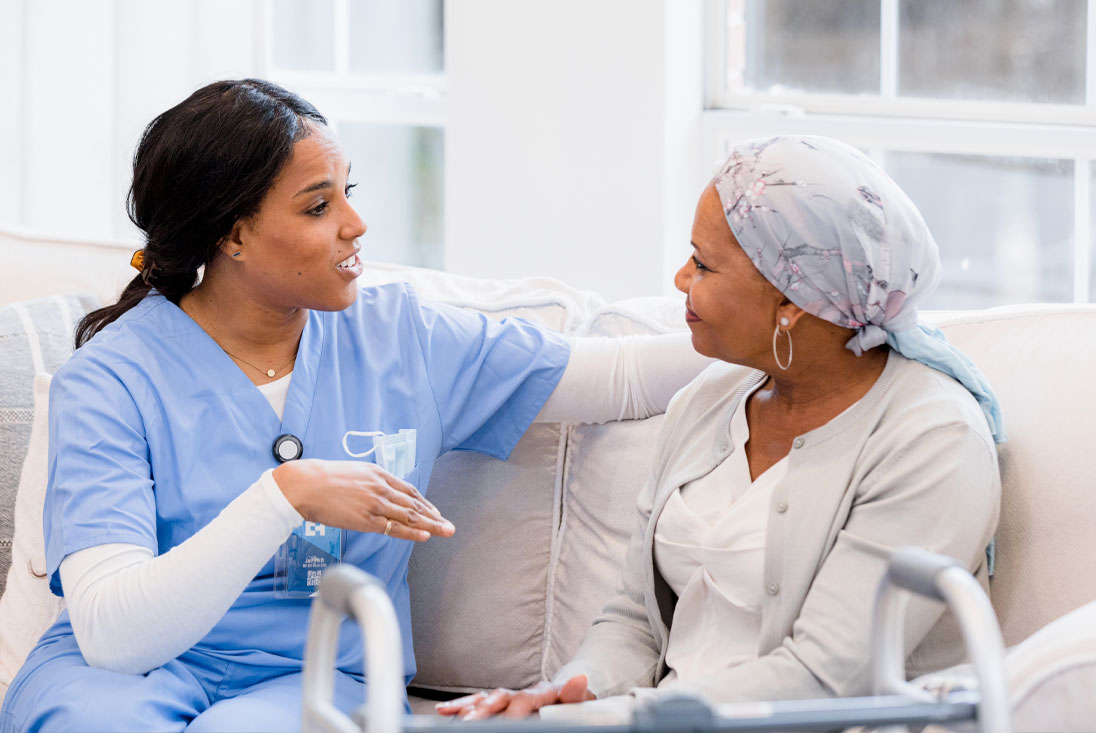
302 547 1011 733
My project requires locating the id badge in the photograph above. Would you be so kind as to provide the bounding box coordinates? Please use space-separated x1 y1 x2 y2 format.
274 520 343 599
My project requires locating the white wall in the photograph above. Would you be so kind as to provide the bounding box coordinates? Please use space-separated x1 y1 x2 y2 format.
2 0 706 303
445 0 705 301
1 0 262 245
0 0 24 227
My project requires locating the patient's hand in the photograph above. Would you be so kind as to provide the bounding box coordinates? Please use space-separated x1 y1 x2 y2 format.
435 675 596 720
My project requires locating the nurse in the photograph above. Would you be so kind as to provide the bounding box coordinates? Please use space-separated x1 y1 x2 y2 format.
0 79 705 732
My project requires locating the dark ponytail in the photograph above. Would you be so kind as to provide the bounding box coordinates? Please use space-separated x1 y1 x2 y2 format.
75 79 328 348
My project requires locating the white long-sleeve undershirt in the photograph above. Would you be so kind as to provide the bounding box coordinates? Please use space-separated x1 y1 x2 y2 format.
535 333 706 424
59 333 710 674
60 470 302 674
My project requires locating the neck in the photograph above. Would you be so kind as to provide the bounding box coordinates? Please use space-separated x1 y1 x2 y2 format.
180 269 305 371
763 341 890 412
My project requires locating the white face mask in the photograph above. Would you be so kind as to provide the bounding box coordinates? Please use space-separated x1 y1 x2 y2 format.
342 429 417 479
342 430 384 458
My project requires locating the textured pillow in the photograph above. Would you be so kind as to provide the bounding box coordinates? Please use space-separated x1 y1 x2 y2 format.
0 374 63 703
409 425 565 692
0 293 99 598
543 298 688 679
544 416 666 677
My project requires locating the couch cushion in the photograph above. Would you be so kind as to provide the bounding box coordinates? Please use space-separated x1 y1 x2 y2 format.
544 416 666 678
0 294 98 598
1007 599 1096 732
936 304 1096 646
915 599 1096 732
543 297 686 679
0 374 65 703
409 425 565 692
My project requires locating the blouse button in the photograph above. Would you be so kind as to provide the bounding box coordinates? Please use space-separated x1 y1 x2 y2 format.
792 437 805 449
767 582 780 596
776 500 788 513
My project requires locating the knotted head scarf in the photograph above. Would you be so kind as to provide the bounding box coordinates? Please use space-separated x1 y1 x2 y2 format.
714 135 1006 442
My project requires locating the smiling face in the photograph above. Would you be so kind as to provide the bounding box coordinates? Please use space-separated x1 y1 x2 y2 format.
674 184 790 365
224 122 366 313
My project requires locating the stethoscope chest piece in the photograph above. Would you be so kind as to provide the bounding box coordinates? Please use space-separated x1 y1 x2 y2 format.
273 434 304 463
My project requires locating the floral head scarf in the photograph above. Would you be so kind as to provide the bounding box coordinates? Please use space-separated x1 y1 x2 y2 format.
714 135 1005 442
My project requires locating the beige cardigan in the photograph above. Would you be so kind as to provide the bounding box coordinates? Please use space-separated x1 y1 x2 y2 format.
553 352 1001 703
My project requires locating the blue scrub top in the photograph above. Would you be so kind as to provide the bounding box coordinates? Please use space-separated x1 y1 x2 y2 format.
42 282 571 684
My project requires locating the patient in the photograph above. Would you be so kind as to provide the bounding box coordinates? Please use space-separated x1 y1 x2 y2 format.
439 135 1005 719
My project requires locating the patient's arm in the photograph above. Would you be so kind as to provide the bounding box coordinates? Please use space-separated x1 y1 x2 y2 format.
435 674 595 720
535 333 711 423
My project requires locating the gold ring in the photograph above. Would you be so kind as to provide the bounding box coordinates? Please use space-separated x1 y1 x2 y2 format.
383 519 394 536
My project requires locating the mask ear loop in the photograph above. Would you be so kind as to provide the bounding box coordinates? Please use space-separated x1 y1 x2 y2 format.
343 430 385 458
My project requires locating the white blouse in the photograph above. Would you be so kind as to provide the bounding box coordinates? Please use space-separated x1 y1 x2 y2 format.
654 378 788 686
255 371 293 420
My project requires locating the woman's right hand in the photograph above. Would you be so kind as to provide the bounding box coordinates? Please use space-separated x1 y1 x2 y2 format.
272 459 454 541
435 675 596 720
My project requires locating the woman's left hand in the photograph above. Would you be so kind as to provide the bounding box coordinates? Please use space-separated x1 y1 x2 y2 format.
435 675 596 720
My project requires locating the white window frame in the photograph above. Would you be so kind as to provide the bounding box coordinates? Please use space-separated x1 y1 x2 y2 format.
704 0 1096 303
255 0 446 131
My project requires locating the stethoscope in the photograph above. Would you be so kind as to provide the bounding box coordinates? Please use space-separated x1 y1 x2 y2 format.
273 434 304 463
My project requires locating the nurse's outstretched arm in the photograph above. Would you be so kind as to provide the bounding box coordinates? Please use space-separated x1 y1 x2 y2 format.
61 462 453 675
535 333 712 424
273 459 455 540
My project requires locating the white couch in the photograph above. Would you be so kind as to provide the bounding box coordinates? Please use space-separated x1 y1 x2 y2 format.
1 233 1095 730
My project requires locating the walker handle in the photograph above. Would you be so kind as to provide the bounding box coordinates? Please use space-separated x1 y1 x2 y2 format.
302 564 405 733
871 547 1011 733
885 547 960 600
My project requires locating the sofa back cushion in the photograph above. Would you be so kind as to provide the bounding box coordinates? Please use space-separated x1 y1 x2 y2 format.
0 294 99 598
937 305 1096 646
0 373 65 702
542 297 685 678
409 426 565 691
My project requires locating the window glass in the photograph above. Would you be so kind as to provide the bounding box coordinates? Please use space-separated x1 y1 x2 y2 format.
739 0 880 95
882 152 1073 308
1090 165 1096 302
272 0 336 72
339 123 444 269
348 0 444 74
898 0 1086 103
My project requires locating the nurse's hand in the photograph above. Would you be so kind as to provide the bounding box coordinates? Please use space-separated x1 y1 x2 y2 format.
272 459 455 541
435 675 595 720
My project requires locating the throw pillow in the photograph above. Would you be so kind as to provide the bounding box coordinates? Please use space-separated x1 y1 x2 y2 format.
0 373 64 702
0 293 98 597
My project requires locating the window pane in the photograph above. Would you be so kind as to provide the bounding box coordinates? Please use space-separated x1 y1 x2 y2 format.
349 0 444 74
339 123 444 269
898 0 1085 104
1090 165 1095 302
739 0 879 95
882 152 1073 308
272 0 336 72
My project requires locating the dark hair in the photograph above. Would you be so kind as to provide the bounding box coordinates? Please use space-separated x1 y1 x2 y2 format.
75 79 328 348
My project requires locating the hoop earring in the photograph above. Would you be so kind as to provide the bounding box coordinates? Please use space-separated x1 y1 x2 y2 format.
772 321 793 370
